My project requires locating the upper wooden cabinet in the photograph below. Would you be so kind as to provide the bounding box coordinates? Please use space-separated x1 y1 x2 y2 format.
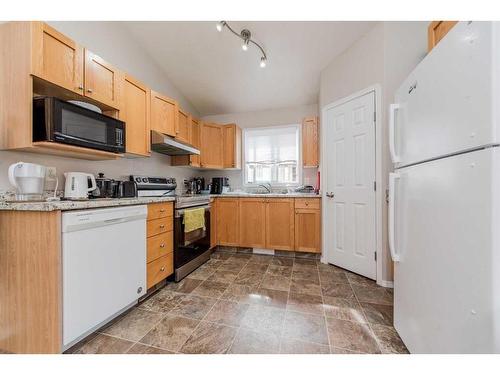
217 198 240 246
302 116 319 167
239 198 266 248
200 122 224 169
150 90 178 137
189 118 201 167
120 74 151 156
176 108 191 144
222 124 242 169
31 22 84 95
428 21 458 52
265 198 295 251
84 50 122 109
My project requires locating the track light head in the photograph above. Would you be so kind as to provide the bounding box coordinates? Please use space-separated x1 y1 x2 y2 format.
216 21 224 32
260 57 267 68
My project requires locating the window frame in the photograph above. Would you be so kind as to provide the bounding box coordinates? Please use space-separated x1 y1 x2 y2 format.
242 124 302 188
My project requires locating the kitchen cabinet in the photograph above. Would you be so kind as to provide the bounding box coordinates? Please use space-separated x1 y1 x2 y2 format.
216 198 239 246
176 108 191 144
239 198 266 248
171 117 202 167
84 49 122 109
428 21 458 52
200 122 224 169
265 198 295 250
150 90 178 137
222 124 242 169
302 116 319 167
295 210 321 253
146 202 174 289
120 74 151 157
31 22 84 95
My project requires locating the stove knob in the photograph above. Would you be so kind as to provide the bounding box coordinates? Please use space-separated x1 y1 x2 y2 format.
142 178 148 183
135 177 142 183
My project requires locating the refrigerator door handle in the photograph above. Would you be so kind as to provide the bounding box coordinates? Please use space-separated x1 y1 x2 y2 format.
389 103 401 163
389 172 400 262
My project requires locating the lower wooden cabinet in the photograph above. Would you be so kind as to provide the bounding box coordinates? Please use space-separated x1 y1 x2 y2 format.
210 198 217 249
295 208 321 253
265 198 295 250
146 202 174 289
239 198 266 248
216 198 240 246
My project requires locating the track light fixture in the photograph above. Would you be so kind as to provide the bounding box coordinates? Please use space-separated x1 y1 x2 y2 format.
216 21 268 68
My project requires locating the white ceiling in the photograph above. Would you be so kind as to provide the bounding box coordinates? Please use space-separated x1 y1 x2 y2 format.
122 21 376 116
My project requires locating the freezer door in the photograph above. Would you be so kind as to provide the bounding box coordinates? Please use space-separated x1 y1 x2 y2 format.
392 148 500 353
390 21 500 167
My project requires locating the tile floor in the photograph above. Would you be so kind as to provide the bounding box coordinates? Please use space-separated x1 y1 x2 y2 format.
68 248 408 354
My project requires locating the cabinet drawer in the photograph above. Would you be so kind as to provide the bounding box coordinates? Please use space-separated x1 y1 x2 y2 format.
147 253 173 289
147 202 173 220
295 198 320 210
147 217 173 237
147 231 173 263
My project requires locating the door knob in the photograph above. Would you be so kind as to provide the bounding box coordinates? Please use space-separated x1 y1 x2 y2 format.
326 192 335 198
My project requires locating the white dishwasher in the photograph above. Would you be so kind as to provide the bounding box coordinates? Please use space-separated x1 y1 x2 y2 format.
62 205 147 349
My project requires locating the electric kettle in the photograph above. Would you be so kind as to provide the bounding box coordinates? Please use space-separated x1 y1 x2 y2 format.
64 172 97 200
8 162 47 201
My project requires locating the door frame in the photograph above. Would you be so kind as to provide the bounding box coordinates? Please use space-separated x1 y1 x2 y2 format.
320 84 384 286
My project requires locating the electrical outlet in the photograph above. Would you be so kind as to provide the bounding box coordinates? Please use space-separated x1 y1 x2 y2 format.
46 167 57 179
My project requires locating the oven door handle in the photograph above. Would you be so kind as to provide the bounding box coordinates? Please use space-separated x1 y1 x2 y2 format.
175 204 211 218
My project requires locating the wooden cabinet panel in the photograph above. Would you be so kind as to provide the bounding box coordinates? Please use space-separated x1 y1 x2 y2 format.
31 22 84 95
217 198 239 246
222 124 242 169
120 74 150 156
147 231 173 263
84 49 122 109
265 198 295 250
189 118 201 167
302 116 319 167
147 217 173 238
176 108 191 144
201 122 223 169
210 198 217 249
295 208 321 253
147 253 173 289
150 90 177 137
147 202 173 220
428 21 458 52
239 198 266 248
295 198 320 210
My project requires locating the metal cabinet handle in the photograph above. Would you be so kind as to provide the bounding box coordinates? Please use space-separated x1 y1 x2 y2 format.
77 85 84 90
87 88 93 93
326 192 335 198
160 224 165 229
160 209 165 213
160 266 165 272
160 243 165 248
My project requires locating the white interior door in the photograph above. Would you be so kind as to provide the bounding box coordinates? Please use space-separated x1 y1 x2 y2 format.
324 91 376 279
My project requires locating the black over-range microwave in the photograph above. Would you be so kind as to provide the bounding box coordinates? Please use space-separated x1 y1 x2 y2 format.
33 97 126 153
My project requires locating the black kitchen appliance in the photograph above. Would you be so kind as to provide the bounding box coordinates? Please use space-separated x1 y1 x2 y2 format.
130 175 177 197
33 97 125 153
210 177 228 194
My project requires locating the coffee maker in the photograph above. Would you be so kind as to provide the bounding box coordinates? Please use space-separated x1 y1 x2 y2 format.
210 177 229 194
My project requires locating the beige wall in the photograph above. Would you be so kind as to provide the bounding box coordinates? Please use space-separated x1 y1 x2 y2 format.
201 103 319 190
319 21 428 283
0 21 201 194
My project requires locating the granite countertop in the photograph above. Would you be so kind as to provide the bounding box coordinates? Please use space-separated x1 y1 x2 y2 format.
0 196 175 212
215 192 321 198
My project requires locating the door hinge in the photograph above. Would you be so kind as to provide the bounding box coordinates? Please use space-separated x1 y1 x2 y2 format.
374 252 377 261
373 181 376 191
373 112 376 123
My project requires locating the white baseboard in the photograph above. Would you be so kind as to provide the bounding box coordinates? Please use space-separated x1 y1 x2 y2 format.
252 248 275 255
377 280 394 288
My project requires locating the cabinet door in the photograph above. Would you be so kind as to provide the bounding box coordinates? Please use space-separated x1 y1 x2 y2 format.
31 22 84 94
190 118 201 167
210 198 217 249
121 75 151 156
428 21 458 51
295 208 321 253
222 124 242 169
239 198 266 248
217 199 239 246
151 90 177 137
176 108 191 144
200 123 223 169
302 116 319 167
265 198 295 250
84 49 122 109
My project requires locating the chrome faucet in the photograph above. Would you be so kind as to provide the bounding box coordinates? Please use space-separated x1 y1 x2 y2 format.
257 183 272 193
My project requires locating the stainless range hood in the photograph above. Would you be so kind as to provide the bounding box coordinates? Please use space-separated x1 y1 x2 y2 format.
151 131 200 156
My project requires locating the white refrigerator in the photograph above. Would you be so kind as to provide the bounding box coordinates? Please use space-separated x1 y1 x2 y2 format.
389 21 500 353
